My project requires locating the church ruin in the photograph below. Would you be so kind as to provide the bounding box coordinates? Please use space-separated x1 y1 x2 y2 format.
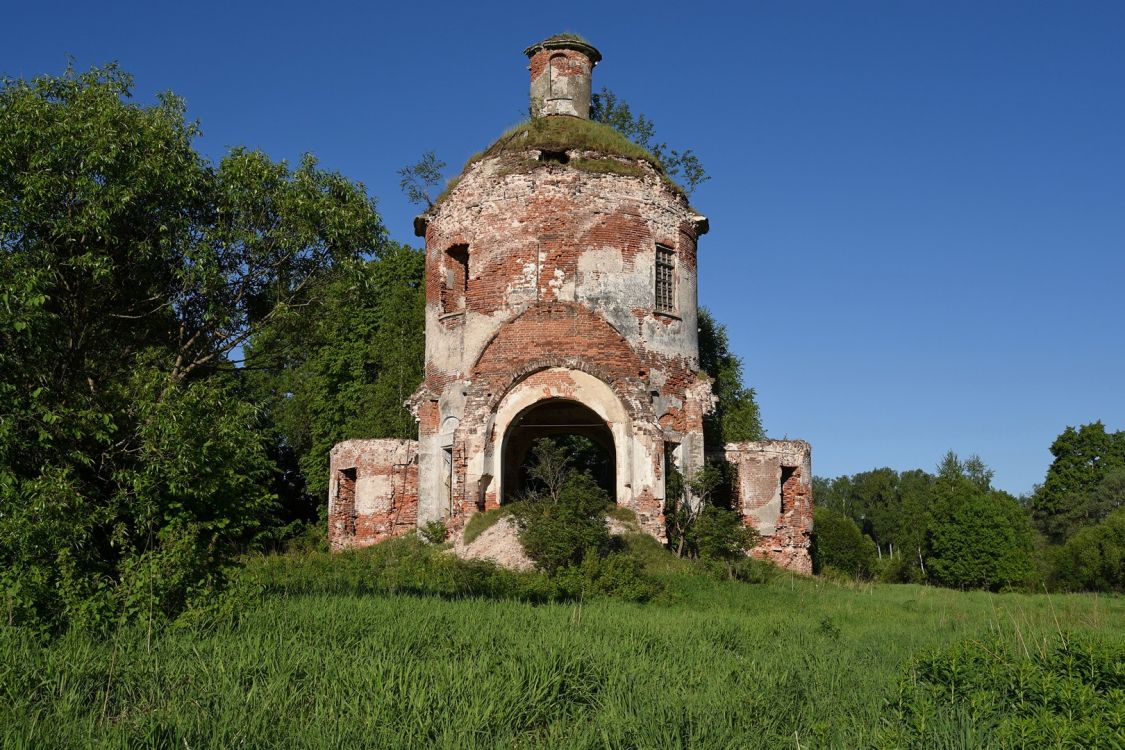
328 35 813 572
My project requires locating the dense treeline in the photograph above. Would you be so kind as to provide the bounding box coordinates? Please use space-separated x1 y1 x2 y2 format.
0 65 425 630
813 423 1124 592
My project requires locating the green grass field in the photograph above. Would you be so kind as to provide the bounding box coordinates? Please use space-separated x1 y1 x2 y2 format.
2 548 1121 749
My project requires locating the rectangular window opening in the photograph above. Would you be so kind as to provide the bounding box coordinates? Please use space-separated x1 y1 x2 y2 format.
655 245 676 313
442 245 469 314
337 467 357 536
779 466 796 514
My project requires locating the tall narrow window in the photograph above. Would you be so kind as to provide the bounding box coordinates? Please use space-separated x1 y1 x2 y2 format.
779 466 796 514
655 245 676 312
442 244 469 314
337 467 357 537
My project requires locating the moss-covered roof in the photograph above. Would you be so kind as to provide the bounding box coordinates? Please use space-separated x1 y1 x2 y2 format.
481 117 659 167
422 116 690 224
543 32 590 44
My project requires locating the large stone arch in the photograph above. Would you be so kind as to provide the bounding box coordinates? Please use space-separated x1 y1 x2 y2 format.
488 368 634 506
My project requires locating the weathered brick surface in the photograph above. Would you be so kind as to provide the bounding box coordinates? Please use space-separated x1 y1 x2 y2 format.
328 439 418 550
717 440 814 574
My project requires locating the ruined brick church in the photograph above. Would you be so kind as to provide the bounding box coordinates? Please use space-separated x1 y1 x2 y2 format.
329 35 813 572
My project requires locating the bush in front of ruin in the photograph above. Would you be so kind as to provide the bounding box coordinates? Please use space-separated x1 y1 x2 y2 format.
811 506 878 579
511 470 613 575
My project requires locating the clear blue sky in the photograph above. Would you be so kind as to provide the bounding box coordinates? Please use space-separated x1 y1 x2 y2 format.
8 1 1123 495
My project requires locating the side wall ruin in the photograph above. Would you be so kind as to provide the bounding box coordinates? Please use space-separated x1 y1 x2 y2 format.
328 439 419 550
718 440 814 573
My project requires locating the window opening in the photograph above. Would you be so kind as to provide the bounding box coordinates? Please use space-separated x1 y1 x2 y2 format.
655 245 676 312
779 466 796 514
442 446 454 515
442 245 469 314
337 467 357 536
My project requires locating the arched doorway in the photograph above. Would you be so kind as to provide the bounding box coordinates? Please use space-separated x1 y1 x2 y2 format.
501 399 616 503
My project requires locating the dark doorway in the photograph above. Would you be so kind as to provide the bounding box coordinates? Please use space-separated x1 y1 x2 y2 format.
502 399 615 503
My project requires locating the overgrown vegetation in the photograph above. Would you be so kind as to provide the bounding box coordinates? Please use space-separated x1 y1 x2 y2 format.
505 439 660 603
811 506 877 579
0 64 385 632
698 307 764 445
885 633 1124 748
1 558 1119 748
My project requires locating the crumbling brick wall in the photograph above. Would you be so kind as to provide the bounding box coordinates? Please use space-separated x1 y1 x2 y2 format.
718 440 814 574
328 439 419 550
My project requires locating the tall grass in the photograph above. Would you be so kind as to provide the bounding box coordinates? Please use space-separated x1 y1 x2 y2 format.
1 545 1120 748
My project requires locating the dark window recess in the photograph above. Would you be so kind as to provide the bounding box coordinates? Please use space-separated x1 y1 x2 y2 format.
442 245 469 313
779 466 796 513
338 467 357 536
538 150 569 164
655 245 675 312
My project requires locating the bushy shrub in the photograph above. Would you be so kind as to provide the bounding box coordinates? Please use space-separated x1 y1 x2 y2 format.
926 485 1036 591
553 550 661 602
688 505 757 570
811 507 877 578
882 633 1125 748
419 520 448 545
512 471 612 574
1050 508 1125 592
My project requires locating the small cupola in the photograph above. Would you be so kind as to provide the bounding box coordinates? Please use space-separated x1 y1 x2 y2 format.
524 34 601 119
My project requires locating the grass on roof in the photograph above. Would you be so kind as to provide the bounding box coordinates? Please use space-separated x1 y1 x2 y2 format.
433 116 689 206
481 116 659 166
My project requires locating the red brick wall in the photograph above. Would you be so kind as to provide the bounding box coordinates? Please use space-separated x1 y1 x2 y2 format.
328 440 419 550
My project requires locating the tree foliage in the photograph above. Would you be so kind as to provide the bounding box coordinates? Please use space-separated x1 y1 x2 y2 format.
590 87 709 195
1049 507 1125 592
1029 422 1125 542
0 64 383 629
924 459 1036 591
811 507 877 578
698 307 764 445
817 452 1037 589
246 242 425 496
397 150 445 208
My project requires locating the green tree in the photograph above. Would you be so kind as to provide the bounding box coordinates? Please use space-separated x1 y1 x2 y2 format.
246 242 425 497
925 454 1036 590
1050 508 1125 592
811 507 878 579
698 307 764 445
590 87 709 195
1030 422 1125 542
397 151 445 208
0 64 381 629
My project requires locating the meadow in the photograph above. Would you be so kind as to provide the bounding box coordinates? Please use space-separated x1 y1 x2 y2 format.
2 542 1121 749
